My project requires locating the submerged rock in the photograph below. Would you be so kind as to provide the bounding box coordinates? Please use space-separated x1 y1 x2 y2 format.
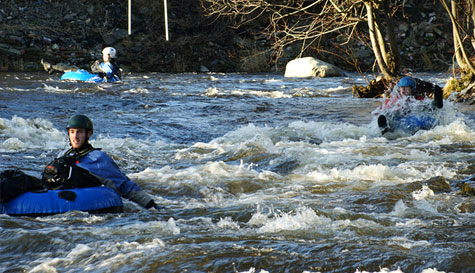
461 182 475 196
456 200 475 213
424 176 451 193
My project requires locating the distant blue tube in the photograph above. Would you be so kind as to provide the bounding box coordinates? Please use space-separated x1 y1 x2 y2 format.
0 187 123 216
60 69 109 83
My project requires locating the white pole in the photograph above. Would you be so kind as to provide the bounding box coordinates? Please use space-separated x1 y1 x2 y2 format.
164 0 169 41
128 0 132 35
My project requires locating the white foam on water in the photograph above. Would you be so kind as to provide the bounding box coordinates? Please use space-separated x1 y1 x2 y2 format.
238 268 270 273
65 244 92 261
217 216 241 230
248 206 333 233
176 121 368 165
29 258 61 273
413 199 440 215
29 234 168 272
204 87 219 97
40 83 86 94
166 118 469 202
390 200 408 217
263 78 282 83
420 269 446 273
398 117 474 151
110 218 180 236
246 89 292 98
0 116 65 152
41 83 63 93
85 238 166 270
355 268 405 273
124 87 150 94
90 136 172 171
412 185 435 200
132 160 259 184
395 219 425 228
288 120 368 141
391 197 439 218
355 267 447 273
325 85 350 92
204 86 293 98
130 161 265 209
302 164 395 184
387 236 432 250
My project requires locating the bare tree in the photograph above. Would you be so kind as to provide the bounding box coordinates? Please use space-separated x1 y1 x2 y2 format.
437 0 475 101
439 0 475 74
200 0 403 79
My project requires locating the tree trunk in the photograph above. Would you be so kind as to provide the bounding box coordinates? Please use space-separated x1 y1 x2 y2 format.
470 0 475 50
381 0 400 74
442 0 475 74
375 18 388 66
365 1 394 79
451 0 466 70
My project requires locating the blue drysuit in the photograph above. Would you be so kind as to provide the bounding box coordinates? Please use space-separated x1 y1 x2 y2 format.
90 61 121 82
61 148 153 208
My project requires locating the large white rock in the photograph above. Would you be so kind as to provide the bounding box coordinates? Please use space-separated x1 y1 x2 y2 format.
284 57 342 78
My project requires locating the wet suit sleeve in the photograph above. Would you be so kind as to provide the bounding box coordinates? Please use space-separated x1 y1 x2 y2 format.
432 84 443 109
90 60 99 72
414 78 443 109
109 60 121 80
75 150 154 208
90 60 106 78
93 62 120 81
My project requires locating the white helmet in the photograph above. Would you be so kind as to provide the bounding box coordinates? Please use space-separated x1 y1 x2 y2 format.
102 47 117 58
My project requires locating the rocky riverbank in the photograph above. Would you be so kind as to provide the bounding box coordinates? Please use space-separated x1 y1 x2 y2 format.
0 0 456 74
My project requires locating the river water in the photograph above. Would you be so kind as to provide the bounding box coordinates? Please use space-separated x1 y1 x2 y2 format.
0 72 474 273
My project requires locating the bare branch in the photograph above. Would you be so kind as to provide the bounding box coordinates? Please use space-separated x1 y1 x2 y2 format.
200 0 402 76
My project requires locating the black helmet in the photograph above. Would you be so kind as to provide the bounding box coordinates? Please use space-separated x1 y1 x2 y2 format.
66 114 93 131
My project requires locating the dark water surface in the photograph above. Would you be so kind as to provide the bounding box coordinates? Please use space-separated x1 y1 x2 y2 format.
0 72 474 273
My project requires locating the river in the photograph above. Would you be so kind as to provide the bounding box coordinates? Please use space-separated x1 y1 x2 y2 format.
0 72 474 273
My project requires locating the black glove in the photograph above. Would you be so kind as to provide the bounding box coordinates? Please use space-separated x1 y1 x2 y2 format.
42 156 74 189
145 200 164 210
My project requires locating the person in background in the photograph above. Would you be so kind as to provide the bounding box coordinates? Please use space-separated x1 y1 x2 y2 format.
48 114 158 209
384 76 443 107
375 76 444 134
90 47 121 82
41 47 121 82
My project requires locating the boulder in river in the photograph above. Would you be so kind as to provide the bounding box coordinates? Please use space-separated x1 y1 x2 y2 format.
284 57 343 78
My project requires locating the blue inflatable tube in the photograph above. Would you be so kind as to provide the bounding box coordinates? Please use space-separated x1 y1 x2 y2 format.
378 114 438 135
0 187 123 216
392 115 437 135
60 69 106 83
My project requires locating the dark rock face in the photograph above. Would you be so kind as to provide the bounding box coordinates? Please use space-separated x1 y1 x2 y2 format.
0 0 240 72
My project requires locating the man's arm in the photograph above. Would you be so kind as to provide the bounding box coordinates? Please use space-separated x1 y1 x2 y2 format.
414 78 443 108
77 150 157 208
